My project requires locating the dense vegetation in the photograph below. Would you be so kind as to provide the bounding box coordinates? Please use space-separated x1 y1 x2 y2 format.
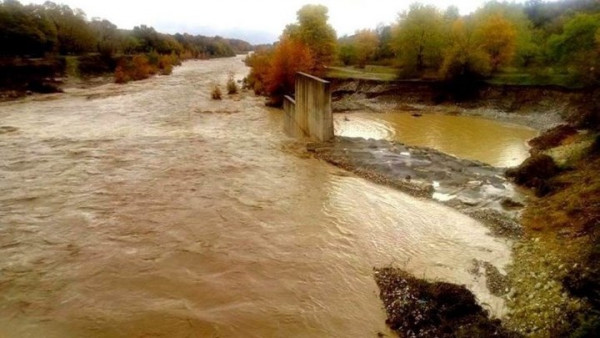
341 0 600 86
248 0 600 104
0 0 251 58
0 0 252 87
244 4 337 105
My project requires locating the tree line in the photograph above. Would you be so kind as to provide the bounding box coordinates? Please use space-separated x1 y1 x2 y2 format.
0 0 252 59
247 0 600 105
342 0 600 84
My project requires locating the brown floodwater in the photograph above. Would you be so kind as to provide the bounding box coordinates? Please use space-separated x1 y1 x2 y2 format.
1 56 511 337
334 112 539 167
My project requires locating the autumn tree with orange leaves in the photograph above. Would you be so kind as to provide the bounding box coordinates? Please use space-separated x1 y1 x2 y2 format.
474 14 517 72
245 4 336 105
354 29 380 68
265 38 315 99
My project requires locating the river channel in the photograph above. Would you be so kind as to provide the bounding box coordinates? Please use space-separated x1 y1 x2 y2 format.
335 112 538 168
1 56 513 337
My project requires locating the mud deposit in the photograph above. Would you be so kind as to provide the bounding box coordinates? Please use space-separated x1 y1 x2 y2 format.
1 57 510 337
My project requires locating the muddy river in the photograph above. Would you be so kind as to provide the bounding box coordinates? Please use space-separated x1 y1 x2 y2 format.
1 56 511 337
335 112 538 167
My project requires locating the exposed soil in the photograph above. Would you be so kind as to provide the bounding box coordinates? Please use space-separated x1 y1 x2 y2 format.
330 79 599 130
528 124 578 153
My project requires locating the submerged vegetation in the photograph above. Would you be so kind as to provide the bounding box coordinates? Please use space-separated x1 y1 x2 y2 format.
211 85 222 100
227 74 238 95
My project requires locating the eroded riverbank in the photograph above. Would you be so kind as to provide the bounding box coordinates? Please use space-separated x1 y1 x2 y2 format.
330 78 599 131
0 57 512 336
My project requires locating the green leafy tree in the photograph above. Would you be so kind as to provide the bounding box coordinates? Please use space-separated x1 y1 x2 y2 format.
474 14 518 71
472 1 537 67
548 13 600 62
283 4 337 73
548 13 600 83
0 0 57 56
43 1 96 54
391 3 446 76
374 24 394 61
337 36 358 65
89 19 119 56
354 29 379 68
440 19 491 81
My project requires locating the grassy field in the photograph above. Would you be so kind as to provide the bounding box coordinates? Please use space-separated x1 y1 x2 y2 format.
487 67 580 88
325 65 398 81
326 65 581 88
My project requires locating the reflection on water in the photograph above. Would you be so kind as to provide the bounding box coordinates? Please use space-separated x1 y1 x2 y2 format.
0 57 510 337
335 112 538 167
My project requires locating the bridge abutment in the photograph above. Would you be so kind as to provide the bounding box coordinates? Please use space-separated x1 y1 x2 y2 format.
283 72 333 141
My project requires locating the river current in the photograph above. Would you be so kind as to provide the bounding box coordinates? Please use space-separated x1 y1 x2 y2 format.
0 56 512 337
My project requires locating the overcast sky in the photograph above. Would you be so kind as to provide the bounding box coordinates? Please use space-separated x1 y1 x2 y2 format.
24 0 510 44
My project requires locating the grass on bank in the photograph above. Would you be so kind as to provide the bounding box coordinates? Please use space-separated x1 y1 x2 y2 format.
326 64 584 88
325 65 398 81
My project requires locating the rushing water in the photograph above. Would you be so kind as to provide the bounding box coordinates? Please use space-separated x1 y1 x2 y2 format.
335 112 538 167
1 57 511 337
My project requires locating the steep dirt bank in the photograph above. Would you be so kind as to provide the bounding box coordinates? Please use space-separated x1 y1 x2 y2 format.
330 79 599 130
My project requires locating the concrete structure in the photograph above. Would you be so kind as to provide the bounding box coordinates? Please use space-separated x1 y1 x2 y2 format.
283 72 333 141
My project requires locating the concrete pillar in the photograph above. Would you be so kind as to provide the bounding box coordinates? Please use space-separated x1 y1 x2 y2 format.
283 95 303 137
294 72 333 142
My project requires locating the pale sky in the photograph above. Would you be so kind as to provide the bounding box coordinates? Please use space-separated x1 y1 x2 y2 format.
24 0 508 44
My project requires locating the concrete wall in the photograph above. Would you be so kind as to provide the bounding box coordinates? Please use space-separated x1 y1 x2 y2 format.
283 72 333 141
283 95 303 137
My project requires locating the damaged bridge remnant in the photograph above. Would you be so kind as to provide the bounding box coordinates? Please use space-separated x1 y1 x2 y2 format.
283 72 333 141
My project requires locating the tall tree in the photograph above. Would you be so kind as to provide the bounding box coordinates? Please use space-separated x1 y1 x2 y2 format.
43 1 96 54
548 12 600 62
440 19 491 86
374 24 394 61
266 38 314 98
283 4 337 73
472 1 537 67
354 29 379 68
391 3 446 75
474 14 518 71
548 13 600 83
